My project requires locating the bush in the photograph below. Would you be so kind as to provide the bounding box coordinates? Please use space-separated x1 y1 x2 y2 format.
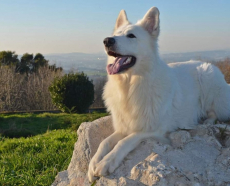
215 58 230 84
0 65 62 111
49 72 94 113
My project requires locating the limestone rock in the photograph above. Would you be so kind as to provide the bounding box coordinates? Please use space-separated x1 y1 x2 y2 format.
52 116 230 186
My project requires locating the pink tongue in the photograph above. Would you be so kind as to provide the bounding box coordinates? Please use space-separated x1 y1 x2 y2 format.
106 56 128 75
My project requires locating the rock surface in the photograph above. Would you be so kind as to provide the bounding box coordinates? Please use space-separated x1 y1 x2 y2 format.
52 116 230 186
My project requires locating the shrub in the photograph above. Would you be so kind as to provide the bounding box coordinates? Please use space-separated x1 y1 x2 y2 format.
91 77 106 108
215 58 230 84
0 65 62 111
49 72 94 113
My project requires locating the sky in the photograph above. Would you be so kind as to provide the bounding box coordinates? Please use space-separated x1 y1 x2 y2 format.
0 0 230 55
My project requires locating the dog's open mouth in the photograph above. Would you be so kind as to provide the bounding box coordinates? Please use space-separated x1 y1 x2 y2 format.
106 51 136 75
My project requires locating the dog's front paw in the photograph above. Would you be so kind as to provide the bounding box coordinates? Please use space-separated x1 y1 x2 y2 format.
88 156 100 182
203 118 216 125
94 154 119 177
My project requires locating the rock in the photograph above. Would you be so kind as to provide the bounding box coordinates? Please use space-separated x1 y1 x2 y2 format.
52 116 230 186
169 130 191 148
225 137 230 147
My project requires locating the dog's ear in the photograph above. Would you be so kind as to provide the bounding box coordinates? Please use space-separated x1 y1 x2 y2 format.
115 10 129 30
139 7 160 37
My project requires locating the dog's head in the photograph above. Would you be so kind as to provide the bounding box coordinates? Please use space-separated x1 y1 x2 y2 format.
104 7 160 75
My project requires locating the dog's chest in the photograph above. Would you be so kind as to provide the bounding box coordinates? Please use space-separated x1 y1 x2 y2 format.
105 77 158 133
105 76 151 116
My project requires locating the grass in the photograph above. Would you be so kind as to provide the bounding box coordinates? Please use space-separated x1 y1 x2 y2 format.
0 112 108 138
0 112 108 186
0 129 76 186
218 125 228 140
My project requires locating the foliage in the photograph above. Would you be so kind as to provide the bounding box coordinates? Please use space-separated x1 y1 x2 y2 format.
0 112 108 186
0 51 19 66
218 125 228 140
49 72 94 113
91 77 106 108
34 53 49 68
0 65 62 112
0 51 62 75
16 53 49 75
215 58 230 84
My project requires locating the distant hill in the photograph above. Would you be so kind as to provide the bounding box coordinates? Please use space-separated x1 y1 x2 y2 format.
161 50 230 63
45 52 107 74
43 50 230 77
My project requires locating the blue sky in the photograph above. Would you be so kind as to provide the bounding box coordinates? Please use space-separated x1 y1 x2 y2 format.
0 0 230 54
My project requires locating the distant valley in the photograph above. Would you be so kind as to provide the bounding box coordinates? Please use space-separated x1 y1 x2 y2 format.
44 50 230 78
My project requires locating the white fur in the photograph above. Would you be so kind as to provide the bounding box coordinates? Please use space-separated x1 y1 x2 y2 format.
88 7 230 182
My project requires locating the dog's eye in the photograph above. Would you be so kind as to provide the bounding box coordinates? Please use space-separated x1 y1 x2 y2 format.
127 34 136 38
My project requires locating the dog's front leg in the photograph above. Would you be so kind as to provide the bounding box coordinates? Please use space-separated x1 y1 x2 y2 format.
94 132 155 177
88 131 124 182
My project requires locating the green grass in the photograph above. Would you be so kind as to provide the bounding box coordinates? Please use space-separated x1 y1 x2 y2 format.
0 129 76 186
0 112 108 186
0 112 108 138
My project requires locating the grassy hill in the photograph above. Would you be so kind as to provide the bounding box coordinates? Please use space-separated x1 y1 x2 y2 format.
0 112 108 186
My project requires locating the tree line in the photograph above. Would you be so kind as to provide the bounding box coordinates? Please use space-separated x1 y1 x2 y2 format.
0 50 106 113
0 51 62 75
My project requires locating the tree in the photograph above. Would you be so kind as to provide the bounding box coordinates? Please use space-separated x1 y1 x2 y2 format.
49 64 63 72
0 51 61 75
16 53 58 75
33 53 49 72
17 53 33 74
49 72 94 113
0 51 19 66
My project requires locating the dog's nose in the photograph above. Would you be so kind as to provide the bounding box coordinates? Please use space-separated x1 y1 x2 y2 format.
103 37 115 47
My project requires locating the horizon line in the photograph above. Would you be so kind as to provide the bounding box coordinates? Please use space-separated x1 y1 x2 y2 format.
11 48 230 56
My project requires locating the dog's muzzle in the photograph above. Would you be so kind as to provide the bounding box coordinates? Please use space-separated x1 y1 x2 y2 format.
103 37 136 75
103 37 115 48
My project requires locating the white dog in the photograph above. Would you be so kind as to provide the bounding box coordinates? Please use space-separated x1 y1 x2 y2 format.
88 7 230 182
